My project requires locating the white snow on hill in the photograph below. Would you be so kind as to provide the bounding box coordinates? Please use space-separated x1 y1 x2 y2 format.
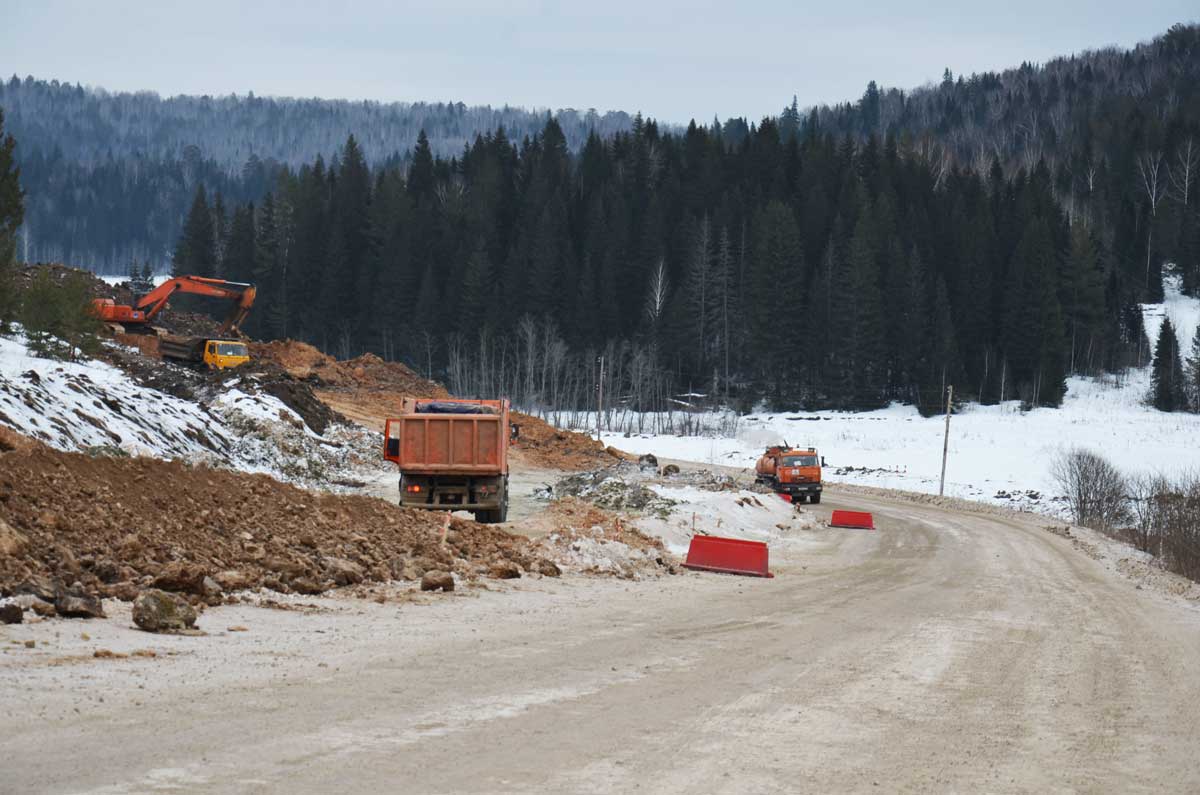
0 332 382 489
599 276 1200 516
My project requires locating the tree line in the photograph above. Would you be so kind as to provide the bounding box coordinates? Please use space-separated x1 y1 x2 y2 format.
171 113 1152 415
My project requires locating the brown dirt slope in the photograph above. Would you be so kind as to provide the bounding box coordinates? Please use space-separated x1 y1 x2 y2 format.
0 441 551 600
511 412 618 471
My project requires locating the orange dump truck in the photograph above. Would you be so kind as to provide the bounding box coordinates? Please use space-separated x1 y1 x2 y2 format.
383 398 518 523
755 445 825 503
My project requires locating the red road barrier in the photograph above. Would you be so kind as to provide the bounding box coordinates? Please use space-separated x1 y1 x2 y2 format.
777 493 792 503
683 535 774 578
830 510 875 529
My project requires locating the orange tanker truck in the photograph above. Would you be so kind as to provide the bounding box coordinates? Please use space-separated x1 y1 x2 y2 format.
383 398 519 523
755 444 825 503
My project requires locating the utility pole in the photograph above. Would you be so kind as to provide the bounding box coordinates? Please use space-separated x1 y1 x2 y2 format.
596 355 605 442
939 384 953 497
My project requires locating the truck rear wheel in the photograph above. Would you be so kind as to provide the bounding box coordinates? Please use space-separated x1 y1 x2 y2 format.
811 494 821 504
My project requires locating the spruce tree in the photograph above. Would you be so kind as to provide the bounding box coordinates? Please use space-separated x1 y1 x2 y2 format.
0 107 24 330
212 191 228 270
460 244 495 328
222 204 257 284
172 185 216 277
1149 317 1186 411
1184 325 1200 413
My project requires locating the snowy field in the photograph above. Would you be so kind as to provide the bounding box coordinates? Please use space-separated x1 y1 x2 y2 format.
599 277 1200 516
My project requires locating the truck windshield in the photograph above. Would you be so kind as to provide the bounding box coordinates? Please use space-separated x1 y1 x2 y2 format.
781 455 817 467
217 343 247 357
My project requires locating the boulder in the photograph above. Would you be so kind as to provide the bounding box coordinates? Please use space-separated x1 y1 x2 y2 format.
54 585 106 619
151 562 209 595
637 453 659 471
91 558 122 584
323 557 365 586
660 464 681 476
420 571 455 592
132 589 197 633
534 559 562 578
488 561 522 580
289 576 326 595
0 518 29 556
105 581 141 602
26 596 57 617
212 570 250 592
264 556 307 579
17 575 61 604
0 603 22 624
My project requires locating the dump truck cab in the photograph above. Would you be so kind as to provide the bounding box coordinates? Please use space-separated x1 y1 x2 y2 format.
383 398 515 523
203 340 250 370
756 445 825 503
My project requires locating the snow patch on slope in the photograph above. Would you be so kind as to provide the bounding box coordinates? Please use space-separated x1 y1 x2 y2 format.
0 332 383 489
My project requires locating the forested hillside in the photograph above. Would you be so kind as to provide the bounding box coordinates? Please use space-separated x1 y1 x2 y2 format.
792 22 1200 300
178 117 1142 414
0 77 635 270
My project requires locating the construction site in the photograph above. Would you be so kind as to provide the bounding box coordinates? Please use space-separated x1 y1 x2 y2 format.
3 265 1200 792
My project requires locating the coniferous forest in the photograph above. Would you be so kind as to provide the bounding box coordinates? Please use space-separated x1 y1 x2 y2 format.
9 23 1200 414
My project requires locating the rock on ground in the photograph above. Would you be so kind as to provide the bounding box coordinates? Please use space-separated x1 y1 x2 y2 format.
54 585 105 619
132 589 197 633
420 571 455 592
0 603 22 624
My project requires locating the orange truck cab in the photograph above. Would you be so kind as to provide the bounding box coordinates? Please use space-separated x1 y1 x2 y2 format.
383 398 518 523
755 445 825 503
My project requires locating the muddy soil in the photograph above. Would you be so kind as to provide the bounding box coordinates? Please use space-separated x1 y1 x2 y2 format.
0 441 554 601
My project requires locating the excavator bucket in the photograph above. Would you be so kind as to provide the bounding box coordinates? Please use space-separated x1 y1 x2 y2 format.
683 535 774 578
830 510 875 530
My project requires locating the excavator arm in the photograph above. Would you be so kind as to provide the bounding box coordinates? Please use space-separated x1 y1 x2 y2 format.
134 276 257 334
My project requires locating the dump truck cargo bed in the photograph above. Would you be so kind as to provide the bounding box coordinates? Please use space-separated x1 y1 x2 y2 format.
384 398 513 523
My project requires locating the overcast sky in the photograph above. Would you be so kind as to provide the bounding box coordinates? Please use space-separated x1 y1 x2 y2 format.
3 1 1195 123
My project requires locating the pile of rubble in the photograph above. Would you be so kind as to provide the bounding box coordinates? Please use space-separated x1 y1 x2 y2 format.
511 413 621 471
0 438 560 618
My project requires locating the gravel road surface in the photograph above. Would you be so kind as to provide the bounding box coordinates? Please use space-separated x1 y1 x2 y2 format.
3 488 1198 793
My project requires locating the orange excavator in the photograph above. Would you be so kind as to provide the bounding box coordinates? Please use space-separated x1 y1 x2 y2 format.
92 276 257 369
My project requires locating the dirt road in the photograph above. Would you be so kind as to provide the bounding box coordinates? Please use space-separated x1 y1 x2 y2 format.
4 488 1199 793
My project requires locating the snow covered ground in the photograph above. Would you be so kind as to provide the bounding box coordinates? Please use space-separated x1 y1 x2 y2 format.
0 332 383 489
598 276 1200 517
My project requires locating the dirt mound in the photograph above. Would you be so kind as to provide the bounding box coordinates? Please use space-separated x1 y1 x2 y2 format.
0 441 549 601
511 413 618 471
252 340 447 397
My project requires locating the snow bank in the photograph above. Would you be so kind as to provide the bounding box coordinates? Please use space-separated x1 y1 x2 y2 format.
635 484 823 555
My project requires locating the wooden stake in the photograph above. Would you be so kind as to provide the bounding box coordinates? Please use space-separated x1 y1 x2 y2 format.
939 385 953 497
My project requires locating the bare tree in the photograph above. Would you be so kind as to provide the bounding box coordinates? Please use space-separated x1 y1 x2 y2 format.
644 258 669 347
1169 137 1197 207
1136 150 1167 291
1051 449 1130 532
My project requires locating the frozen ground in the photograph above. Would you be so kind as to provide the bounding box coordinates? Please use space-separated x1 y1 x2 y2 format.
599 276 1200 516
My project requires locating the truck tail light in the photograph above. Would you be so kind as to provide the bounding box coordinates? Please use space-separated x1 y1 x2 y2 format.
406 484 422 493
